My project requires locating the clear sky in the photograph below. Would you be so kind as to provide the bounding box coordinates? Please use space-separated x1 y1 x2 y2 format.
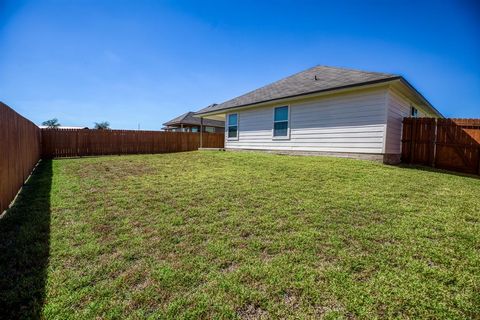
1 0 479 129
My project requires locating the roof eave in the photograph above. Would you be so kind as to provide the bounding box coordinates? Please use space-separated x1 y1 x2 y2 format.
163 121 224 127
163 121 197 126
397 77 444 118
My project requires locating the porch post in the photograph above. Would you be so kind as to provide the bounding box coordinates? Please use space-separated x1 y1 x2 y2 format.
200 117 203 148
180 124 184 132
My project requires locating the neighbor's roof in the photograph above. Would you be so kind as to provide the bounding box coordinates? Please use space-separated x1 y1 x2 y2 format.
39 125 89 129
195 65 404 115
163 109 224 127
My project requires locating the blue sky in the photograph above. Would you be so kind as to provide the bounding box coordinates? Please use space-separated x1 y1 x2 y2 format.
0 0 479 129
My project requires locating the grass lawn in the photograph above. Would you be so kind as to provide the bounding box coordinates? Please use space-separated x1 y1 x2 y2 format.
1 151 479 319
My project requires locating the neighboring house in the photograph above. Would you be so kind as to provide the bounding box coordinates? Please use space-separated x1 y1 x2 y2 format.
162 110 224 133
39 125 89 129
194 65 443 163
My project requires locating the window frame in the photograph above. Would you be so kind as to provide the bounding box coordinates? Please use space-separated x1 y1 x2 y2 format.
272 105 291 140
411 106 419 118
227 113 239 140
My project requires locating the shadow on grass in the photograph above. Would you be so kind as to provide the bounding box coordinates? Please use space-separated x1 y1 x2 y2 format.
396 163 479 180
0 160 52 319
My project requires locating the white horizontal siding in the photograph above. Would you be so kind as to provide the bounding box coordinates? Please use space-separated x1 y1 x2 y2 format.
385 90 410 154
226 89 388 154
384 89 439 154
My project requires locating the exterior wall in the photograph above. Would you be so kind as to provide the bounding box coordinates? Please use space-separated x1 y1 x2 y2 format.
384 88 439 154
225 88 389 154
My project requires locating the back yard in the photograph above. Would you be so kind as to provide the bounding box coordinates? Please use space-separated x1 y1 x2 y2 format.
1 151 479 319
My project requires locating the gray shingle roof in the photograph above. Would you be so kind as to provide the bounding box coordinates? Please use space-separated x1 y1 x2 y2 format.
195 66 400 115
163 110 224 127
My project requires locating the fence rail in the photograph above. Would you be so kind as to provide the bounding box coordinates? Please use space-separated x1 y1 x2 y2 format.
41 129 224 158
402 117 480 174
0 102 41 213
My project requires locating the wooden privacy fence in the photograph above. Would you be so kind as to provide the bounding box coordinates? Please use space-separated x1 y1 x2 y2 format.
41 129 224 158
0 102 41 213
402 118 480 174
1 102 225 212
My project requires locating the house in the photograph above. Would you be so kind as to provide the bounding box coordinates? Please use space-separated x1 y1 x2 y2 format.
194 66 443 163
162 110 224 133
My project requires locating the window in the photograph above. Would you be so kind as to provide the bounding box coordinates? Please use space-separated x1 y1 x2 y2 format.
191 127 199 133
227 113 238 139
273 106 289 137
411 106 418 118
205 126 215 133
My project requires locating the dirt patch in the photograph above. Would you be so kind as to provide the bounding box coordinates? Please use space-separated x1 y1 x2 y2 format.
260 251 274 262
73 160 156 181
93 223 113 234
237 303 269 320
283 291 299 308
221 262 239 274
314 300 349 319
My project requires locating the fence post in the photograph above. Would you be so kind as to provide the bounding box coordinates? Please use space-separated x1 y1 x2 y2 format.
76 130 79 157
409 118 415 164
431 118 437 167
478 147 480 175
136 130 139 154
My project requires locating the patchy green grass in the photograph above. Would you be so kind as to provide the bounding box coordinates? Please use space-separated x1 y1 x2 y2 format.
1 151 479 319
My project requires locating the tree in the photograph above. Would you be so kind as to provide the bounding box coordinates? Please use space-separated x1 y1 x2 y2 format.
94 121 110 130
42 118 61 128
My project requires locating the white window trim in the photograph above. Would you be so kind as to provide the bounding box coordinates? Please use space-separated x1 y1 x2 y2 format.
227 112 239 141
272 105 291 140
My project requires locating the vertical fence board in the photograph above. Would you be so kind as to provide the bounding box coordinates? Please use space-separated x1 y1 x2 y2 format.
40 129 224 158
402 117 480 174
0 102 41 213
